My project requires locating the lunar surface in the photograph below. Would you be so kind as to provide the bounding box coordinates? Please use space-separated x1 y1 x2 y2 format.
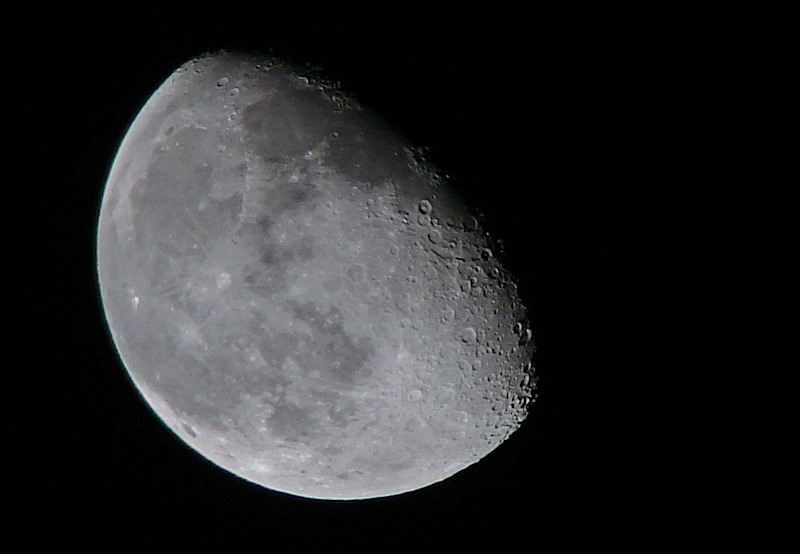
97 50 537 499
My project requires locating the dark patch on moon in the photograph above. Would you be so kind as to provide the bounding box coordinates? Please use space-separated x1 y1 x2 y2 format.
285 300 375 385
268 403 315 442
182 423 197 437
259 236 315 265
260 182 319 215
242 90 336 162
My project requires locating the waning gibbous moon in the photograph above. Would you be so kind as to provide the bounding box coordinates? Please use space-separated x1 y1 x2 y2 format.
96 50 538 500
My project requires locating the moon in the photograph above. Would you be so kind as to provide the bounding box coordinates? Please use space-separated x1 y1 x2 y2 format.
97 50 537 500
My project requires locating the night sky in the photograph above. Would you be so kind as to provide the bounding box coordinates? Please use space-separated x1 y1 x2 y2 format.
10 3 789 549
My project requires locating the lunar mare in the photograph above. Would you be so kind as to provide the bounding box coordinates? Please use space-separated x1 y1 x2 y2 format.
97 51 537 499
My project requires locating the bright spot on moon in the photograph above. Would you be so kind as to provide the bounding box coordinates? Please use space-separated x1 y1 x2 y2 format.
96 50 538 500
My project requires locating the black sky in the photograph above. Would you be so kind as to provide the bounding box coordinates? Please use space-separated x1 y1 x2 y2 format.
10 3 790 549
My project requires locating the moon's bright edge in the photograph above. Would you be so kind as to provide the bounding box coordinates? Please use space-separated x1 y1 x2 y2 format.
96 50 537 500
